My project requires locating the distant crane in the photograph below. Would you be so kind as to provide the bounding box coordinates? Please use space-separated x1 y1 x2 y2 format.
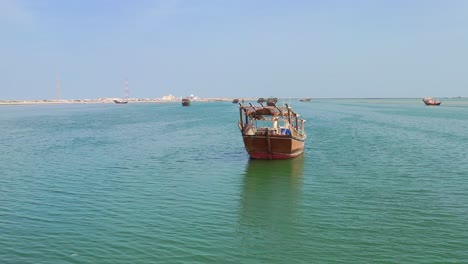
56 75 61 100
125 79 129 99
114 78 130 104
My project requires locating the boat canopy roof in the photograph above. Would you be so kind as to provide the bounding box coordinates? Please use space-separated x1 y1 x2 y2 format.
241 105 295 118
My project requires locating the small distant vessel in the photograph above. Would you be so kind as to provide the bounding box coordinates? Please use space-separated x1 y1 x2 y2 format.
238 102 307 160
299 98 312 102
114 99 128 104
114 79 129 104
182 98 191 106
266 97 278 106
232 99 239 104
423 97 441 106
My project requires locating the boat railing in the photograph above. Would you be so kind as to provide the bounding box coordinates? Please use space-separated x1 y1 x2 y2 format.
244 126 288 136
255 127 269 134
288 124 305 138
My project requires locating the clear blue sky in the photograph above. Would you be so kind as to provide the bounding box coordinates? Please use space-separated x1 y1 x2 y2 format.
2 0 468 99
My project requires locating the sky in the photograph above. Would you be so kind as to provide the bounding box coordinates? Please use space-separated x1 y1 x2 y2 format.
1 0 468 100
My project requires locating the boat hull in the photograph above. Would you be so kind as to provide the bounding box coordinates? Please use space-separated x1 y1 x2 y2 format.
422 98 441 106
242 134 305 160
424 102 441 106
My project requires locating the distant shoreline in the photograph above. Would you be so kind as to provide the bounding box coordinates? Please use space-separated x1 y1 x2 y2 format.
0 98 254 105
1 97 465 106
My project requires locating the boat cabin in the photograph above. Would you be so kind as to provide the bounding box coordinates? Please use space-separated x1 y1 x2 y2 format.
239 104 305 138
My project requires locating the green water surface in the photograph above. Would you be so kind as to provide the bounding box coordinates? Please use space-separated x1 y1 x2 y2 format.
1 99 467 263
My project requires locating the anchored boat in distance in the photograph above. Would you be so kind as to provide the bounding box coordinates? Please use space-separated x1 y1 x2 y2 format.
266 97 278 106
238 101 307 160
182 98 191 106
423 97 441 106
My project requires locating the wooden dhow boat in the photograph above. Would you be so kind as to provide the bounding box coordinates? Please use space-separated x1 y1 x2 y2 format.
182 98 191 106
266 97 278 106
422 97 441 106
113 99 128 104
238 102 307 159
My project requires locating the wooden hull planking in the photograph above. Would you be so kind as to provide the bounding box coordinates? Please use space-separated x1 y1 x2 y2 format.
422 98 441 106
242 134 305 160
424 102 441 106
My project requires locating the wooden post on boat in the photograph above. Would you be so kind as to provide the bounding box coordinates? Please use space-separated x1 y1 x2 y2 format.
239 104 244 132
266 128 272 160
274 105 282 116
286 104 291 128
295 114 299 131
245 111 249 128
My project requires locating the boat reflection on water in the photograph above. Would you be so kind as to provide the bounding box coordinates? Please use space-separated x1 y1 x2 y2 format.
238 155 305 229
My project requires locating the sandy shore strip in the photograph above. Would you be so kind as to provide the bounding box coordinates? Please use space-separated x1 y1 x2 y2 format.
0 98 258 105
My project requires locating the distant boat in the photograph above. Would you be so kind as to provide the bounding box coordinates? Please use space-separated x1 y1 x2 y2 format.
423 97 441 106
232 98 239 104
182 98 191 106
114 99 128 104
266 97 278 106
299 98 312 102
114 79 129 104
238 103 307 160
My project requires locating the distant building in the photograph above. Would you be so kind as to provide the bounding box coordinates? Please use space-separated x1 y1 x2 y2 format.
189 94 199 101
162 94 176 101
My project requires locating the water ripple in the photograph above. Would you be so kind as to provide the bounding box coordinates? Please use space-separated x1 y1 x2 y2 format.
1 101 468 263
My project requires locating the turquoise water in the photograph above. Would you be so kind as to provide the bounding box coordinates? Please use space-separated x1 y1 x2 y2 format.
1 99 468 263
